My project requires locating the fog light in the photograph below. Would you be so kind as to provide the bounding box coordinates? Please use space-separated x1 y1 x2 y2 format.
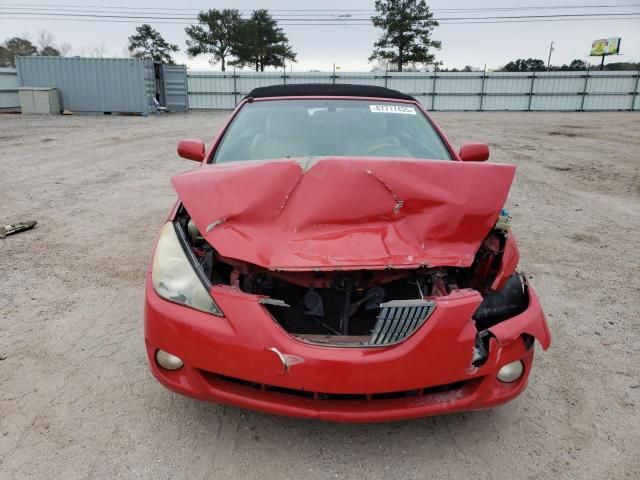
155 349 183 371
497 360 524 383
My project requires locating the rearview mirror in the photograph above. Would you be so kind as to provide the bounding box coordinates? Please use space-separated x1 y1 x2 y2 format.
459 143 490 162
177 139 206 162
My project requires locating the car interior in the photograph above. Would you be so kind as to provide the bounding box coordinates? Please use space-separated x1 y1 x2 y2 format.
213 101 452 162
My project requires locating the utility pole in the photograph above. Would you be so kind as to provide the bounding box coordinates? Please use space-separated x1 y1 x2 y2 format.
547 41 555 71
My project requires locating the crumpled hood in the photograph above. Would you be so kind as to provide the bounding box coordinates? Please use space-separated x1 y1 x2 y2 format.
172 157 516 271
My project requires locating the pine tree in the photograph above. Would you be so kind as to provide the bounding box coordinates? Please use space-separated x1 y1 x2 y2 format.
185 10 242 71
128 24 179 64
369 0 441 72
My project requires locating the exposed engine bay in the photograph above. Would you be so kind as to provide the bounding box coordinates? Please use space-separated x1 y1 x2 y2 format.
175 208 530 350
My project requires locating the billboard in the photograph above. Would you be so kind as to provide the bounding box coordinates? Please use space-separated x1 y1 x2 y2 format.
590 38 621 56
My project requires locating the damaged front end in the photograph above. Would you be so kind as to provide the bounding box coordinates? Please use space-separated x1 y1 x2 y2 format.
174 204 549 360
144 156 551 420
169 157 551 357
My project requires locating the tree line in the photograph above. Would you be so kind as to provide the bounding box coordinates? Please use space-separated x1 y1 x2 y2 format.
2 1 638 73
1 2 439 71
498 58 639 72
0 31 111 67
129 3 440 72
183 9 296 71
128 9 299 71
0 32 69 67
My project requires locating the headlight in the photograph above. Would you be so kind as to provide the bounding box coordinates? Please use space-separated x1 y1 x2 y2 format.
151 222 223 316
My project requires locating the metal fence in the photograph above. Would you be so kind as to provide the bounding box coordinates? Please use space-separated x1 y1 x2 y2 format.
2 67 639 112
0 67 19 109
188 70 640 111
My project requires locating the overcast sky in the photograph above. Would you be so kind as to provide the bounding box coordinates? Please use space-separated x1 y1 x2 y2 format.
1 0 639 71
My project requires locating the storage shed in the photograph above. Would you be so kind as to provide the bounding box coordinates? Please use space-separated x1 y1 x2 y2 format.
18 87 60 114
15 56 188 114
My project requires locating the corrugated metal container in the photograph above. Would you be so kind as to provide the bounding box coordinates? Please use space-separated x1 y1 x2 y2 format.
16 56 155 113
161 64 189 111
0 67 19 109
18 87 60 114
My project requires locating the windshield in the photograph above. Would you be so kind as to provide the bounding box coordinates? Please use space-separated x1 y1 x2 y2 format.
213 99 452 163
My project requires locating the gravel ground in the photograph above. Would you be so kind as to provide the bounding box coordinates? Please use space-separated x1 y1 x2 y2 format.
1 111 639 480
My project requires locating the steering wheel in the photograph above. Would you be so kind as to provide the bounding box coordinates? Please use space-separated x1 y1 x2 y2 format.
363 143 411 157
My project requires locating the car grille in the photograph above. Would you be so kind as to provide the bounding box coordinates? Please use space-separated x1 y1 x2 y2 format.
200 370 471 402
369 299 436 345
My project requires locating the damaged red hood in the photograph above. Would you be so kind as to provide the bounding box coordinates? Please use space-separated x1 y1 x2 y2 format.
173 157 516 271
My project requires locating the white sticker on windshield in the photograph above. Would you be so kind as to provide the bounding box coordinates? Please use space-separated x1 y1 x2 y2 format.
369 104 416 115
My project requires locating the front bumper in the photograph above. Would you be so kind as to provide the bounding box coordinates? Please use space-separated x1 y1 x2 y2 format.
144 278 550 422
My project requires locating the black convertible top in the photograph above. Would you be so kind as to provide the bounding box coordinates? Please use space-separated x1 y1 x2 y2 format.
245 83 416 102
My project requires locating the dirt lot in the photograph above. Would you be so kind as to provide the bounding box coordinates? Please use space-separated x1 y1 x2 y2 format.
1 111 638 479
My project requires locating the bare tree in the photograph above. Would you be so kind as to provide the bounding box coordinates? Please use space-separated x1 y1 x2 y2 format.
370 59 392 72
36 30 55 51
58 42 72 56
89 43 107 58
75 44 107 58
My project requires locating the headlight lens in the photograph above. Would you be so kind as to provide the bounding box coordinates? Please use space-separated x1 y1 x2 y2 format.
151 222 223 316
496 360 524 383
155 349 184 370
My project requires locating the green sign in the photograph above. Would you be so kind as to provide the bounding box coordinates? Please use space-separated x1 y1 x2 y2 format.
590 38 621 56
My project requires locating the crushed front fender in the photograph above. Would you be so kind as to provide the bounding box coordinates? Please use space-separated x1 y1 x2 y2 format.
488 285 551 350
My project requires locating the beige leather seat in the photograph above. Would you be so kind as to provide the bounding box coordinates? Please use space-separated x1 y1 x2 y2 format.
343 110 400 156
250 109 311 159
308 110 347 156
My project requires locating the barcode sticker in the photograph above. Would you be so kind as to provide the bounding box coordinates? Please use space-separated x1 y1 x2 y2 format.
369 104 416 115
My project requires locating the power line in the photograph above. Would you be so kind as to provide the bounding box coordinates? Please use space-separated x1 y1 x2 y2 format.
0 2 639 12
1 9 639 22
0 14 638 26
1 4 640 18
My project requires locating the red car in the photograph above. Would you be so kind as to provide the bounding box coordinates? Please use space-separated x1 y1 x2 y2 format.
144 84 551 422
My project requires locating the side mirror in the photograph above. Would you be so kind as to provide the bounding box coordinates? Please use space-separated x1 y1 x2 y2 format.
177 139 206 162
459 143 490 162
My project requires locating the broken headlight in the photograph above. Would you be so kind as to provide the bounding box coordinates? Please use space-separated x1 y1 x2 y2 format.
151 222 223 316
